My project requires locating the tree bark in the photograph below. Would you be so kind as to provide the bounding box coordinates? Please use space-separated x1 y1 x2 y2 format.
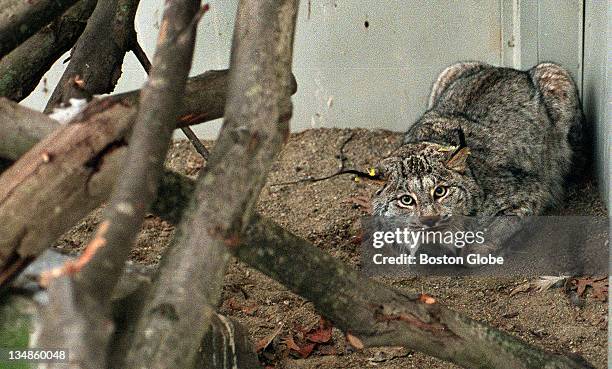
124 0 299 367
43 0 140 111
0 0 97 101
0 0 80 58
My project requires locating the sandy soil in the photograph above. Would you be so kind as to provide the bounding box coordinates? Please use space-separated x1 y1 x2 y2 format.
55 128 609 369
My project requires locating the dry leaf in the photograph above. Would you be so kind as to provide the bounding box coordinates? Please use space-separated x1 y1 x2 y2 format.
306 318 333 343
282 336 301 351
590 278 608 302
283 335 315 358
256 326 282 353
346 332 364 350
510 282 532 296
533 276 568 292
573 278 593 297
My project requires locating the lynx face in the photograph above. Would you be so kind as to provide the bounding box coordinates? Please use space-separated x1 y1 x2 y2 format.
372 142 482 224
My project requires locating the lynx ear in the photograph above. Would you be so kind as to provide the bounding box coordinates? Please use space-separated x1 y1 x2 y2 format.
445 147 470 173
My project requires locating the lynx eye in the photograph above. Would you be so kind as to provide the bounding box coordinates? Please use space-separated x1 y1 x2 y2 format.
433 186 448 199
397 194 415 207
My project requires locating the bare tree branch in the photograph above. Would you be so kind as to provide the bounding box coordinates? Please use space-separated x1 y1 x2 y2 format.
130 38 152 74
43 0 140 111
0 0 81 58
0 69 297 288
130 40 210 160
0 0 97 101
124 0 299 367
74 0 203 306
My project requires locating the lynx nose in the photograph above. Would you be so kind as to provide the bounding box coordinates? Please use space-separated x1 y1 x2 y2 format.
420 216 440 227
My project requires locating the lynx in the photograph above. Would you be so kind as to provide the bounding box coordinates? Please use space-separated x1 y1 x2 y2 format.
372 62 585 256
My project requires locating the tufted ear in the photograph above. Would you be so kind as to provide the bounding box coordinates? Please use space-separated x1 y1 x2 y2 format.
445 147 470 173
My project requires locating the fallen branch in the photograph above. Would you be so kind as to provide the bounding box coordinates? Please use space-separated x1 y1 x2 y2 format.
0 70 295 163
124 0 298 367
270 132 382 186
43 0 140 111
0 0 97 101
0 0 80 58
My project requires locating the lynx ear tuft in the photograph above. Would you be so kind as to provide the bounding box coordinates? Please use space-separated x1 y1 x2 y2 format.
445 147 470 173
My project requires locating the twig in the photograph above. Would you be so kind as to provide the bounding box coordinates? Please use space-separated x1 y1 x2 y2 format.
271 133 381 186
130 38 151 74
132 36 210 160
180 126 210 159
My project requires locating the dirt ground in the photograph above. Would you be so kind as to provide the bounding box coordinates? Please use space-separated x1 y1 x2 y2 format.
55 128 609 369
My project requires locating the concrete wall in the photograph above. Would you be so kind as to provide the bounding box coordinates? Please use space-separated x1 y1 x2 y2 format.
22 0 504 137
582 0 610 205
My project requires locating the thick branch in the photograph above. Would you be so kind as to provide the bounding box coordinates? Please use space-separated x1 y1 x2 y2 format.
125 0 299 367
0 68 297 288
0 69 295 163
0 0 80 58
76 0 201 302
43 0 140 111
0 0 97 101
0 98 58 160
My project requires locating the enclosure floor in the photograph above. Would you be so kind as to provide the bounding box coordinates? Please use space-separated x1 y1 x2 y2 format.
56 128 608 369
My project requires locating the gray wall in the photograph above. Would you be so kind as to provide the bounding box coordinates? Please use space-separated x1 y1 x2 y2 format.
20 0 586 136
22 0 505 137
582 0 610 205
